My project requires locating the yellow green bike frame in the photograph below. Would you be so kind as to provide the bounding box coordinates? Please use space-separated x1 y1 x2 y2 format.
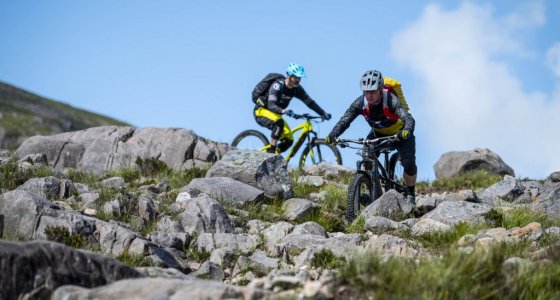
261 118 316 164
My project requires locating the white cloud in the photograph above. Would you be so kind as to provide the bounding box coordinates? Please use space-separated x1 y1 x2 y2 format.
505 0 545 29
391 1 560 179
546 42 560 77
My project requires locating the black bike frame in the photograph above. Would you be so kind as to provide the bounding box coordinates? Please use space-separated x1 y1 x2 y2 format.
345 138 408 195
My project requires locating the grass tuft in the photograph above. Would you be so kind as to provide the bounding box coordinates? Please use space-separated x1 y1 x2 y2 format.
310 248 345 269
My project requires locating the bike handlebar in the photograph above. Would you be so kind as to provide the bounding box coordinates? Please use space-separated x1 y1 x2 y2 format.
291 113 324 121
334 135 399 148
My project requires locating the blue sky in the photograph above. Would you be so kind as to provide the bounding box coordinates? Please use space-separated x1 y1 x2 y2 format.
1 0 559 180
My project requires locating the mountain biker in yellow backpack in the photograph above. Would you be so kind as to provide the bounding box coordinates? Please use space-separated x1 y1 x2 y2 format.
326 70 417 205
252 63 331 154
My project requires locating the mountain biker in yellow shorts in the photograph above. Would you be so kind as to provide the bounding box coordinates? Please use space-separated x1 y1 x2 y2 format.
253 63 331 154
326 70 417 205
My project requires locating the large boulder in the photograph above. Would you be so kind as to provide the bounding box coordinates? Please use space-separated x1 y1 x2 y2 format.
0 240 142 300
51 278 267 300
15 126 230 174
181 177 265 206
206 149 292 199
433 148 514 179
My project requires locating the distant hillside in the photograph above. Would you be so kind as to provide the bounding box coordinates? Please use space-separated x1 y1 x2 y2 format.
0 81 129 150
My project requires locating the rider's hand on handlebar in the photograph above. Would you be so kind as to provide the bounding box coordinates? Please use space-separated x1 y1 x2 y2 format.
397 130 410 141
321 113 332 121
283 109 294 117
325 134 336 144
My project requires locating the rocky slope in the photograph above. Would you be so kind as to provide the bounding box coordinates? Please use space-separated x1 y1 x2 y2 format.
1 127 560 299
0 81 128 150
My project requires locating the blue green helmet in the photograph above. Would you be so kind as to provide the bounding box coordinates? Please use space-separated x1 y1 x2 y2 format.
286 62 307 78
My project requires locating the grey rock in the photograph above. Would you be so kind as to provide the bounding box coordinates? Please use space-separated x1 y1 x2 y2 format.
177 194 234 235
364 234 420 257
156 215 183 233
15 126 230 174
51 278 256 300
0 240 142 300
0 190 62 240
103 199 121 216
182 177 265 207
292 221 327 237
246 219 271 235
149 232 191 250
196 233 258 254
365 216 406 233
479 175 524 204
136 267 196 280
18 153 48 165
100 176 126 188
192 261 225 281
548 171 560 182
297 175 327 187
361 189 412 220
74 182 94 194
434 148 514 179
17 176 64 200
421 201 492 226
411 218 451 236
206 149 292 199
138 192 157 222
232 250 279 277
209 248 238 268
545 227 560 235
283 198 320 221
532 187 560 219
302 162 355 177
261 221 294 244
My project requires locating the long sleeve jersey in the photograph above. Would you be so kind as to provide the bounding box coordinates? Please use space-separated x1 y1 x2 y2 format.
329 90 415 138
264 79 326 117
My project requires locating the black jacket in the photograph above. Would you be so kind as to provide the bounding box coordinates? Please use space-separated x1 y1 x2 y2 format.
259 78 327 117
329 91 414 138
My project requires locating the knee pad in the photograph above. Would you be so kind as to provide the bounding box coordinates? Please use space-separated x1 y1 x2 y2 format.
401 158 417 176
271 119 285 140
278 139 293 152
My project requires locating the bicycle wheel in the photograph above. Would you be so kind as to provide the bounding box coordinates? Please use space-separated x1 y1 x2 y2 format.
231 130 269 152
388 152 404 189
299 139 342 168
346 173 371 222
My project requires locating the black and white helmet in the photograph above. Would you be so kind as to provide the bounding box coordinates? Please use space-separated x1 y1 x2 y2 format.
360 70 384 91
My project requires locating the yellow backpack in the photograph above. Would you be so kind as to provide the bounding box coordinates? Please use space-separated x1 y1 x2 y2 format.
384 77 410 111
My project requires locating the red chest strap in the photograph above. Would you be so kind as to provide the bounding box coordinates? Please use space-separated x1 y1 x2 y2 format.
361 89 400 121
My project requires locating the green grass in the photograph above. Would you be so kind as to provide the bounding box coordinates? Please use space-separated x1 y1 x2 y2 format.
417 170 503 194
245 199 286 223
295 183 348 232
44 225 90 249
0 158 53 189
310 248 345 269
411 222 492 251
338 240 560 299
346 217 366 234
116 251 154 267
187 248 211 262
500 207 560 229
302 210 346 233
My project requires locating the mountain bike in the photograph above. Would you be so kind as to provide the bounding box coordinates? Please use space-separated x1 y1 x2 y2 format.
231 113 342 168
334 135 407 221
